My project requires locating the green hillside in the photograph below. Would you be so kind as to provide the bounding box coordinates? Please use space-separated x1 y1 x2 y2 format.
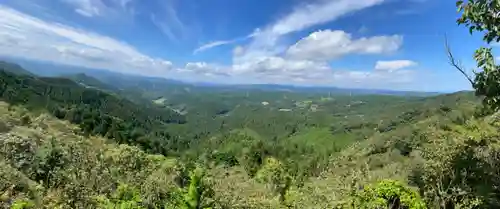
64 73 119 92
1 80 498 208
0 70 187 155
1 60 496 208
0 61 34 76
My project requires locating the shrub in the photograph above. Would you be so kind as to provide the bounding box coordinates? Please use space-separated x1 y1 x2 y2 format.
0 121 11 133
95 184 144 209
11 199 35 209
348 180 426 209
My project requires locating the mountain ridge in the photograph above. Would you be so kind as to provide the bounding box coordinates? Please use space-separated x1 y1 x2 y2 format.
1 59 443 97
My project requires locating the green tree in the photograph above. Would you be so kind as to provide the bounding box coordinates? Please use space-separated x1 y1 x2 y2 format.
32 138 67 187
453 0 500 111
95 184 144 209
169 167 215 209
255 157 292 204
348 180 426 209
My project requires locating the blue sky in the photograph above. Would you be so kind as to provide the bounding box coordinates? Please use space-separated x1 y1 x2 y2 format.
0 0 489 91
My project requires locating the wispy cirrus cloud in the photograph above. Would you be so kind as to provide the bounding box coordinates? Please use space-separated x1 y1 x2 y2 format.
64 0 101 17
268 0 384 36
196 0 385 56
61 0 189 42
150 1 187 42
193 30 259 54
150 0 188 42
0 5 173 76
61 0 134 18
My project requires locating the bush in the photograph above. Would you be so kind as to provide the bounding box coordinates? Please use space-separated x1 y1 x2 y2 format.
348 180 426 209
95 184 144 209
0 121 11 133
20 115 31 126
11 199 35 209
255 158 292 203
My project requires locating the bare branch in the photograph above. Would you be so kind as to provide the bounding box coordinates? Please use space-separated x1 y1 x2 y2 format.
445 35 475 85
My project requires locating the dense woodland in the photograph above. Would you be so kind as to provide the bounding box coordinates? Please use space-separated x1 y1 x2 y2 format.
2 0 500 208
0 69 486 209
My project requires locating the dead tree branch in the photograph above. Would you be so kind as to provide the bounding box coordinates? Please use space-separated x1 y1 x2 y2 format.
445 35 474 85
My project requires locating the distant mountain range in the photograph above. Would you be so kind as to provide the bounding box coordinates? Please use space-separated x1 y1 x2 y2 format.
187 83 442 97
0 60 35 76
0 58 442 97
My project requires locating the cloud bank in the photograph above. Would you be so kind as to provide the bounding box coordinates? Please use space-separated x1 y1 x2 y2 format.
0 0 429 90
0 5 173 76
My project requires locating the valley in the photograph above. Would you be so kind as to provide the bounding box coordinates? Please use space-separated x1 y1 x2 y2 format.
1 62 496 208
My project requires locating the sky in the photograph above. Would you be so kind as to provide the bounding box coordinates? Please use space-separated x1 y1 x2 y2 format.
0 0 490 92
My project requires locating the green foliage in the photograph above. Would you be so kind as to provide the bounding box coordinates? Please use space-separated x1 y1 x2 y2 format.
183 168 213 209
169 167 215 209
95 184 144 209
409 118 500 208
348 180 426 209
0 104 181 208
0 88 487 208
0 120 11 133
457 0 500 43
1 55 495 209
20 114 31 126
240 140 268 177
11 199 35 209
457 0 500 111
255 158 292 203
32 138 67 187
0 70 187 156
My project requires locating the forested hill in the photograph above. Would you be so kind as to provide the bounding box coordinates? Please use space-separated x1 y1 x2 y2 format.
63 73 120 93
0 61 34 76
0 83 494 208
0 69 188 154
1 61 495 208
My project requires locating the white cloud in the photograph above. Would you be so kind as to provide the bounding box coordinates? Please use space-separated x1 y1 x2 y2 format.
180 62 230 77
231 57 330 76
150 1 186 42
287 30 402 61
190 0 409 89
194 41 233 54
270 0 383 36
0 1 427 91
61 0 185 41
237 0 387 64
227 56 416 88
62 0 107 17
375 60 417 72
232 46 245 56
62 0 133 17
72 0 101 17
174 56 420 90
0 5 173 76
196 0 384 55
193 30 260 54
